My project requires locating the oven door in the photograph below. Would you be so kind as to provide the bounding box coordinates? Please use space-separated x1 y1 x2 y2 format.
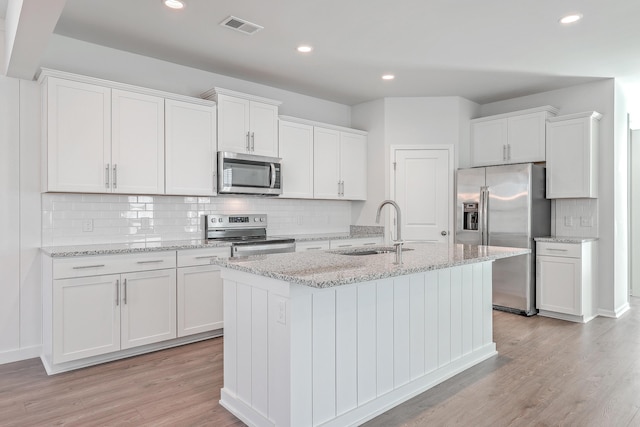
232 241 296 257
218 152 282 195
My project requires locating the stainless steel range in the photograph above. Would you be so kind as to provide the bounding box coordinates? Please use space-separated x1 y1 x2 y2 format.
205 214 295 257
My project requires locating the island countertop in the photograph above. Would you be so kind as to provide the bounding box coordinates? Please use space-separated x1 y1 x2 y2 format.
213 242 529 288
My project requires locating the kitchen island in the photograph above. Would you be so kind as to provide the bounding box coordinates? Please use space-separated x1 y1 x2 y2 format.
214 243 528 427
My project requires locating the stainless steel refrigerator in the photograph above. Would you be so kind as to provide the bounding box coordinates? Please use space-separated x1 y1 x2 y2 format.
455 163 550 315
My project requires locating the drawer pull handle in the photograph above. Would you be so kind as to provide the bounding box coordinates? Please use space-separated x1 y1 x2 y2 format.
306 247 322 250
363 242 377 246
547 248 568 252
195 255 218 259
123 278 128 304
337 244 352 248
72 264 105 269
136 260 164 264
115 279 119 306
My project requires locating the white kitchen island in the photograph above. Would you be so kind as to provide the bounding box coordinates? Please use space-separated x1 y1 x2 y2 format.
214 243 528 427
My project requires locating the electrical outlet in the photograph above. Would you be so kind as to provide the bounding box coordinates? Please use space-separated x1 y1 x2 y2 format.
82 219 93 232
277 299 287 325
580 216 593 227
564 216 574 227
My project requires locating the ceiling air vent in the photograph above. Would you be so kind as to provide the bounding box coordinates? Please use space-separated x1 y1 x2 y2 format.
220 16 264 35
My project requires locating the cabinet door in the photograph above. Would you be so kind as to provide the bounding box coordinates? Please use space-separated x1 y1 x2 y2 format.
250 101 279 157
536 255 581 315
279 120 314 198
53 274 121 363
470 119 507 167
546 118 597 198
120 269 177 350
313 127 341 199
507 112 546 163
340 132 367 200
46 78 111 192
111 90 165 194
217 94 250 153
177 265 224 337
165 100 217 195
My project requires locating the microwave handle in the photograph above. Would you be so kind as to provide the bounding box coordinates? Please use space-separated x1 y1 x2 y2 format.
270 163 276 189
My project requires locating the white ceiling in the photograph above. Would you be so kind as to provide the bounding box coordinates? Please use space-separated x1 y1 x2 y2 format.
2 0 640 106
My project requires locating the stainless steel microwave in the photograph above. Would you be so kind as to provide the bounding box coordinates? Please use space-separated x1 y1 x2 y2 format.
218 152 282 196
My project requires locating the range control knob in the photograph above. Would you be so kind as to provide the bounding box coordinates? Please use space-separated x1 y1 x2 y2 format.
260 217 265 222
218 218 223 223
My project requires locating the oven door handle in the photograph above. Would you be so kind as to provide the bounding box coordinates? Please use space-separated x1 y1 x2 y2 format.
270 163 276 189
233 242 295 256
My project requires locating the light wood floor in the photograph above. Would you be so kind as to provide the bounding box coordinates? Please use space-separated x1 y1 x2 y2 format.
2 298 639 426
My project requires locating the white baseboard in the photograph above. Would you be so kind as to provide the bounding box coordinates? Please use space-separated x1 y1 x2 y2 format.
0 345 42 365
597 302 631 319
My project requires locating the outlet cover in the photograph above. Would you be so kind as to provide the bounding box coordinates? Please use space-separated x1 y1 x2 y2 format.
564 216 574 227
82 219 94 232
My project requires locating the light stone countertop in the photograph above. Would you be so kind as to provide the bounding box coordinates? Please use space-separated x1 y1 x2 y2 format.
534 236 599 244
213 242 530 288
41 239 232 258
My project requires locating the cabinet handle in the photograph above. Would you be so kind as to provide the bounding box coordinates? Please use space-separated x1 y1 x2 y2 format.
337 244 352 248
136 260 164 264
546 248 568 252
305 247 322 250
507 144 511 160
113 164 118 189
246 131 251 152
72 264 105 269
213 172 217 194
337 181 341 196
115 279 120 306
123 278 128 305
251 132 255 152
341 180 345 197
195 255 218 259
503 145 507 161
363 242 377 246
105 164 110 188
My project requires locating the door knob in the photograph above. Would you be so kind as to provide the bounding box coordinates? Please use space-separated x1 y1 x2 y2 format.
441 231 448 236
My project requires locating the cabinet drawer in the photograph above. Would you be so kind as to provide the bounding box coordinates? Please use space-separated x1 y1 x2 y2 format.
330 237 384 249
53 251 177 279
177 247 231 267
537 242 581 258
295 240 331 252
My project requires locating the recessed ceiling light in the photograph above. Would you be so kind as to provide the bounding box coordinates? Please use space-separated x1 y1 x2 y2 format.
559 13 582 24
382 74 395 80
163 0 185 10
297 45 313 53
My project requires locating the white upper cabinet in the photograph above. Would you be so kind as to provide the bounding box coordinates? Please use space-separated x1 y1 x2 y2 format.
41 69 217 196
111 89 165 194
279 119 314 198
204 88 281 157
313 126 367 200
44 77 111 193
470 106 558 167
546 111 601 199
165 100 217 196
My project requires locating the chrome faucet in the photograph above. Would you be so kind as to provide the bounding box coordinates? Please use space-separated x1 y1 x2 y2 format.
375 200 403 264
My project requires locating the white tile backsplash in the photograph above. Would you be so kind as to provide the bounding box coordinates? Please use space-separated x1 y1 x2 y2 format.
554 198 598 238
42 194 352 246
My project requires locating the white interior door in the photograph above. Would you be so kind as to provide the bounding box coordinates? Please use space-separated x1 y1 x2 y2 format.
393 147 452 242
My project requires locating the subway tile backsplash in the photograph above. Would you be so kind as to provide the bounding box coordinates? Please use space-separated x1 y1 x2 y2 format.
42 194 352 247
554 198 599 238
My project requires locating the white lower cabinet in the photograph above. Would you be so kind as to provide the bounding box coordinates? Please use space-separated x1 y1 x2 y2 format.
52 268 176 364
176 247 229 337
536 240 597 323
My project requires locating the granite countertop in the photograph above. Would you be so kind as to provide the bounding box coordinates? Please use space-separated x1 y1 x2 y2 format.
535 236 599 244
41 239 232 257
213 243 530 288
40 226 384 258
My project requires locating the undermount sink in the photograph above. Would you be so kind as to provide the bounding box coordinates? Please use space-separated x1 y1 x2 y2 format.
335 246 413 256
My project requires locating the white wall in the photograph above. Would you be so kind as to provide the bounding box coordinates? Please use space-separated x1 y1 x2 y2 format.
41 35 352 128
0 75 42 364
479 78 629 317
351 96 479 227
631 129 640 297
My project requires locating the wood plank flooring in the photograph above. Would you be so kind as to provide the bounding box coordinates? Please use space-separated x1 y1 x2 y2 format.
2 298 639 426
